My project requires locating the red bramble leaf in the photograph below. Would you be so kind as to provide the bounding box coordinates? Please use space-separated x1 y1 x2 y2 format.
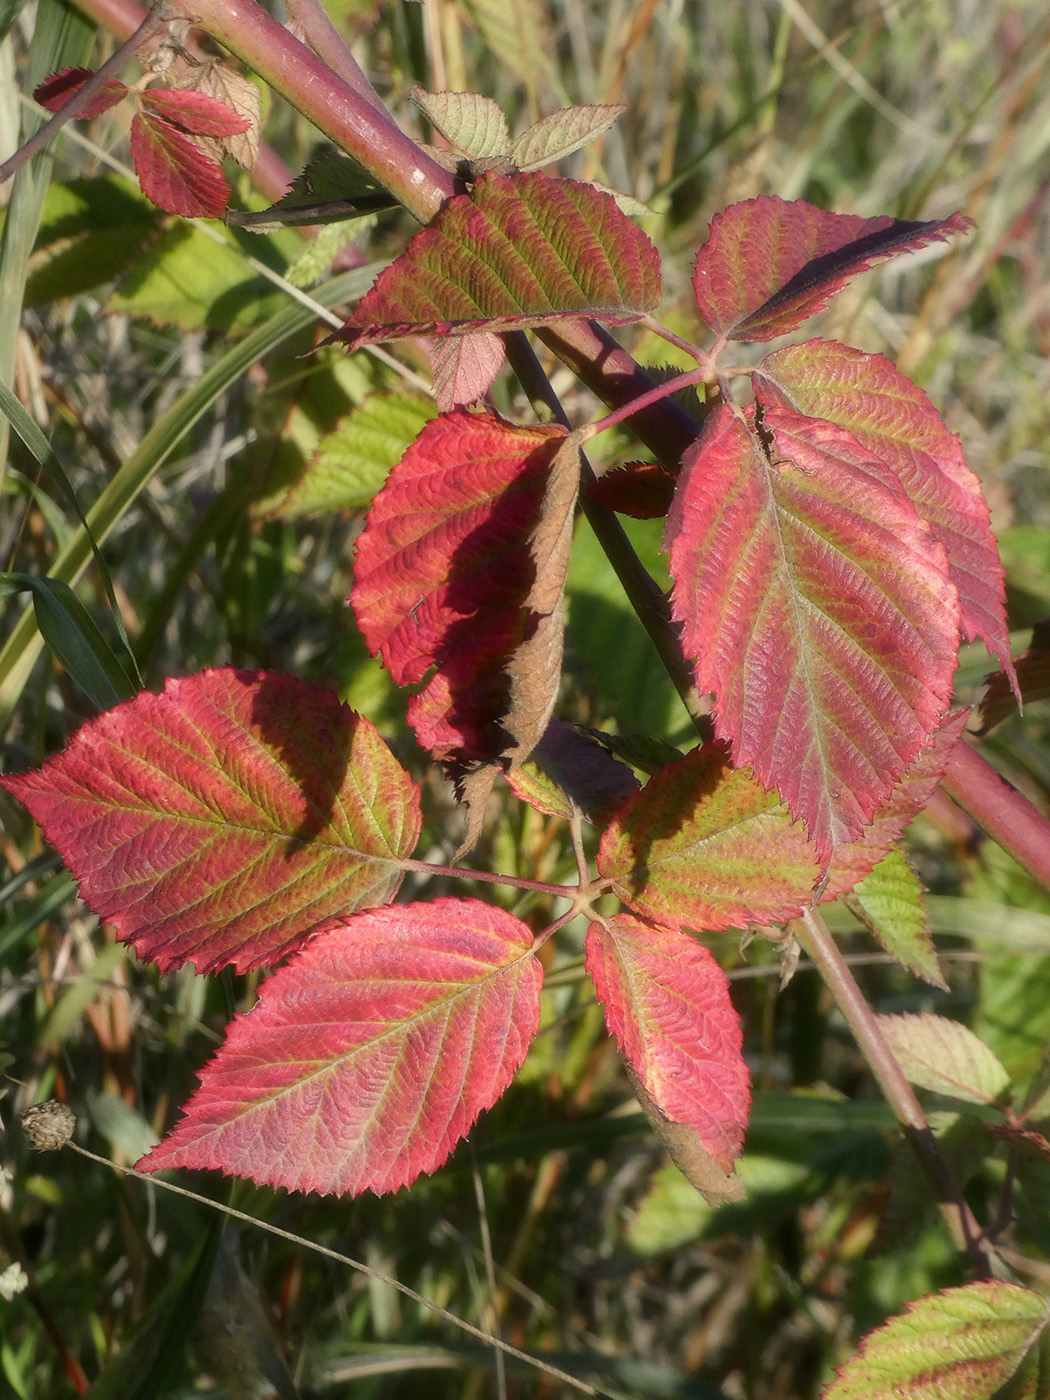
586 461 677 519
351 409 573 776
336 172 661 349
692 196 971 342
138 87 252 138
34 66 128 119
666 401 960 858
430 329 506 409
130 109 230 217
755 340 1015 690
2 669 420 974
138 899 542 1196
597 744 820 930
586 914 750 1170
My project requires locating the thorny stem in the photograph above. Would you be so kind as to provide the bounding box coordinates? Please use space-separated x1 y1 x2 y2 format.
793 906 996 1278
0 4 167 186
60 1143 601 1398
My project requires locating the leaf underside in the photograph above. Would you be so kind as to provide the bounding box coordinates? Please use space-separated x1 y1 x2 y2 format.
2 669 421 973
138 899 542 1197
130 110 231 218
666 402 960 859
336 171 661 348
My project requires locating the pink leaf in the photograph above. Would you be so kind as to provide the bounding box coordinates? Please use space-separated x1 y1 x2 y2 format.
137 899 542 1196
2 669 420 974
336 171 661 348
666 402 960 858
351 410 576 784
755 340 1015 691
430 330 506 409
597 744 820 930
139 86 252 138
586 914 750 1170
130 109 230 217
692 196 971 342
34 66 128 119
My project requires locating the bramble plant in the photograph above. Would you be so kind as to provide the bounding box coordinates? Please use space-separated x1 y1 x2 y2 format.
5 1 1050 1396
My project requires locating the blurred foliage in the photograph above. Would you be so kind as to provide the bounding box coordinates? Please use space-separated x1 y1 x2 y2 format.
1 0 1049 1397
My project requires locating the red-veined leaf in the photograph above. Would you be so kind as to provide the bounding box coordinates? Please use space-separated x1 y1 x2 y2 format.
130 109 230 217
825 1281 1049 1400
666 402 960 859
352 411 578 824
137 899 542 1196
2 669 421 974
586 914 750 1171
139 86 252 138
755 340 1015 689
597 744 819 930
34 66 128 118
692 196 971 342
336 171 661 348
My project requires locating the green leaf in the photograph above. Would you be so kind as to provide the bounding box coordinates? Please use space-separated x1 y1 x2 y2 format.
411 88 510 158
845 847 946 989
876 1012 1011 1107
512 104 626 170
825 1282 1049 1400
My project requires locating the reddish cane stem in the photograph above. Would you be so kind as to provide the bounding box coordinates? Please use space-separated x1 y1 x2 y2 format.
940 738 1050 893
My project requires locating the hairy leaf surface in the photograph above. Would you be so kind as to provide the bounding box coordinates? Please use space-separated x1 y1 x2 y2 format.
587 914 750 1170
756 340 1014 685
138 899 542 1196
2 669 420 973
412 88 511 157
430 329 506 408
510 104 626 169
825 1281 1048 1400
337 172 660 348
692 196 970 342
597 744 819 930
666 402 960 858
877 1012 1011 1105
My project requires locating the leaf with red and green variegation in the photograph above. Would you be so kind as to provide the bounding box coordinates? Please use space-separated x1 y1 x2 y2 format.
351 411 578 814
755 340 1015 689
821 709 969 900
511 104 626 170
34 66 128 118
843 847 945 989
129 110 230 218
138 87 252 139
597 744 819 930
137 899 541 1197
268 391 438 522
586 461 676 519
1 670 420 974
666 401 960 860
877 1012 1011 1106
692 196 971 343
431 329 506 409
336 172 661 349
506 718 640 823
825 1282 1049 1400
586 913 749 1171
411 88 511 158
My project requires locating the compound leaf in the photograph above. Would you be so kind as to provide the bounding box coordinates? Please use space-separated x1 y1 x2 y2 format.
692 196 971 342
2 669 420 973
597 744 819 930
138 899 542 1196
666 401 960 859
34 64 128 118
586 913 750 1171
337 171 660 348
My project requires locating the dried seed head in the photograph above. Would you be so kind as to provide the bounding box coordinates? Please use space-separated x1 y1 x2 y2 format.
21 1101 75 1151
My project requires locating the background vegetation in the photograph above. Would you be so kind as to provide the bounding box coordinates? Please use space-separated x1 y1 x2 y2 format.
2 0 1050 1395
